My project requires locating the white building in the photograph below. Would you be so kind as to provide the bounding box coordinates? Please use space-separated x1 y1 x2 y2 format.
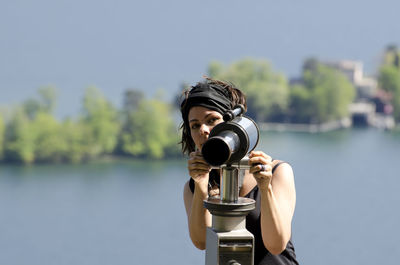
323 60 377 99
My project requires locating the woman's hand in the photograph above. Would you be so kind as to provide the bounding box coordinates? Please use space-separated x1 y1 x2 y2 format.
248 151 273 189
188 150 212 194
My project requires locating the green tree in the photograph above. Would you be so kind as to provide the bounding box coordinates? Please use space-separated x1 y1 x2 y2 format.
122 89 144 113
378 46 400 122
288 84 314 123
379 69 400 122
58 119 91 163
382 45 400 68
379 65 400 94
22 86 57 119
31 112 67 163
118 89 143 154
81 86 120 158
0 114 4 160
120 98 179 158
290 59 355 123
23 98 41 120
38 86 57 114
3 109 36 164
208 58 290 122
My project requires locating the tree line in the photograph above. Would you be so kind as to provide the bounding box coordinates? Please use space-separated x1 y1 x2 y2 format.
1 47 399 164
207 58 356 124
207 46 400 124
0 87 180 164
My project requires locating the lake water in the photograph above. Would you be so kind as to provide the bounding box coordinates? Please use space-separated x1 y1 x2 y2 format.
1 128 400 265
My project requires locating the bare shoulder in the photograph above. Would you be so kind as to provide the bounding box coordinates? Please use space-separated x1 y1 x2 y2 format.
272 160 293 176
271 160 295 191
271 160 296 210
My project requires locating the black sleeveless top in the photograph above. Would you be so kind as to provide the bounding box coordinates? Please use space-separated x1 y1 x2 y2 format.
189 163 299 265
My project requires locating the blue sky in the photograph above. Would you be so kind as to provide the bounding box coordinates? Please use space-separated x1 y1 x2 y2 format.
1 0 399 118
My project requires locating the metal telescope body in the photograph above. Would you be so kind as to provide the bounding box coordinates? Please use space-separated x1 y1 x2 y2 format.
201 105 259 265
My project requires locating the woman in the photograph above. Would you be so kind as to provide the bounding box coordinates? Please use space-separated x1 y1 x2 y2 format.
180 78 299 265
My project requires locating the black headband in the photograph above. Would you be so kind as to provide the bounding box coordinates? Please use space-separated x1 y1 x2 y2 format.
181 81 233 130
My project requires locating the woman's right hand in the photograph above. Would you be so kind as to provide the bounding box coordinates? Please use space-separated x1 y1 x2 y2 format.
188 150 211 194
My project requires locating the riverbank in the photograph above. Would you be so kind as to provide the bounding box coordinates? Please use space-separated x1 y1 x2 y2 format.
259 115 399 133
258 118 352 133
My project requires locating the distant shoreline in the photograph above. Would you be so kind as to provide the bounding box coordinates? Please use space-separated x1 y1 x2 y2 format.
258 118 352 133
259 115 398 133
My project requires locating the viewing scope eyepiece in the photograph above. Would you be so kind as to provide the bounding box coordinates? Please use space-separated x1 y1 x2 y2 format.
201 105 259 167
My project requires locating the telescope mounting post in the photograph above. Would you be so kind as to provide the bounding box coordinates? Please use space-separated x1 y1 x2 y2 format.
203 161 255 265
201 105 259 265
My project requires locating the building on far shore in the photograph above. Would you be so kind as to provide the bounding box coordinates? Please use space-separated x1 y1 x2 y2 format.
323 60 394 129
289 59 395 130
323 60 377 100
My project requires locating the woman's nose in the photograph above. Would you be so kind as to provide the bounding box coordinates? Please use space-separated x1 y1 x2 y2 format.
199 124 210 135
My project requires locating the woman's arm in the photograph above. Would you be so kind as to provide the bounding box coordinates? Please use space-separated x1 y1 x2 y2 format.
183 150 213 250
249 152 296 255
183 181 211 250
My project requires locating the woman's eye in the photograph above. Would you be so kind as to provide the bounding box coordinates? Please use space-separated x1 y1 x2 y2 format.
208 117 220 124
191 124 200 130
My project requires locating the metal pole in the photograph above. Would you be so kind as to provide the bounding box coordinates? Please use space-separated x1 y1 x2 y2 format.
204 164 255 265
221 166 239 203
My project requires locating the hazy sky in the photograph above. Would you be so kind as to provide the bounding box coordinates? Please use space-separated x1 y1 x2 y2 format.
1 0 399 118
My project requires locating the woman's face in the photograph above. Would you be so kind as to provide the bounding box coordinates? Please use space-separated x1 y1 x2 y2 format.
188 106 224 151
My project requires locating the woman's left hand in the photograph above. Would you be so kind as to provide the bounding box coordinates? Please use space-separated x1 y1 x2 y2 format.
248 151 273 188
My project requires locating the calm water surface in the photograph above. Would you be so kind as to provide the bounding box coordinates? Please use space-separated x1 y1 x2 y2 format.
1 129 399 265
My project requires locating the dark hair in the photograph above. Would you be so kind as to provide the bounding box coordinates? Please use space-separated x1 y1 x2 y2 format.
179 77 247 155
